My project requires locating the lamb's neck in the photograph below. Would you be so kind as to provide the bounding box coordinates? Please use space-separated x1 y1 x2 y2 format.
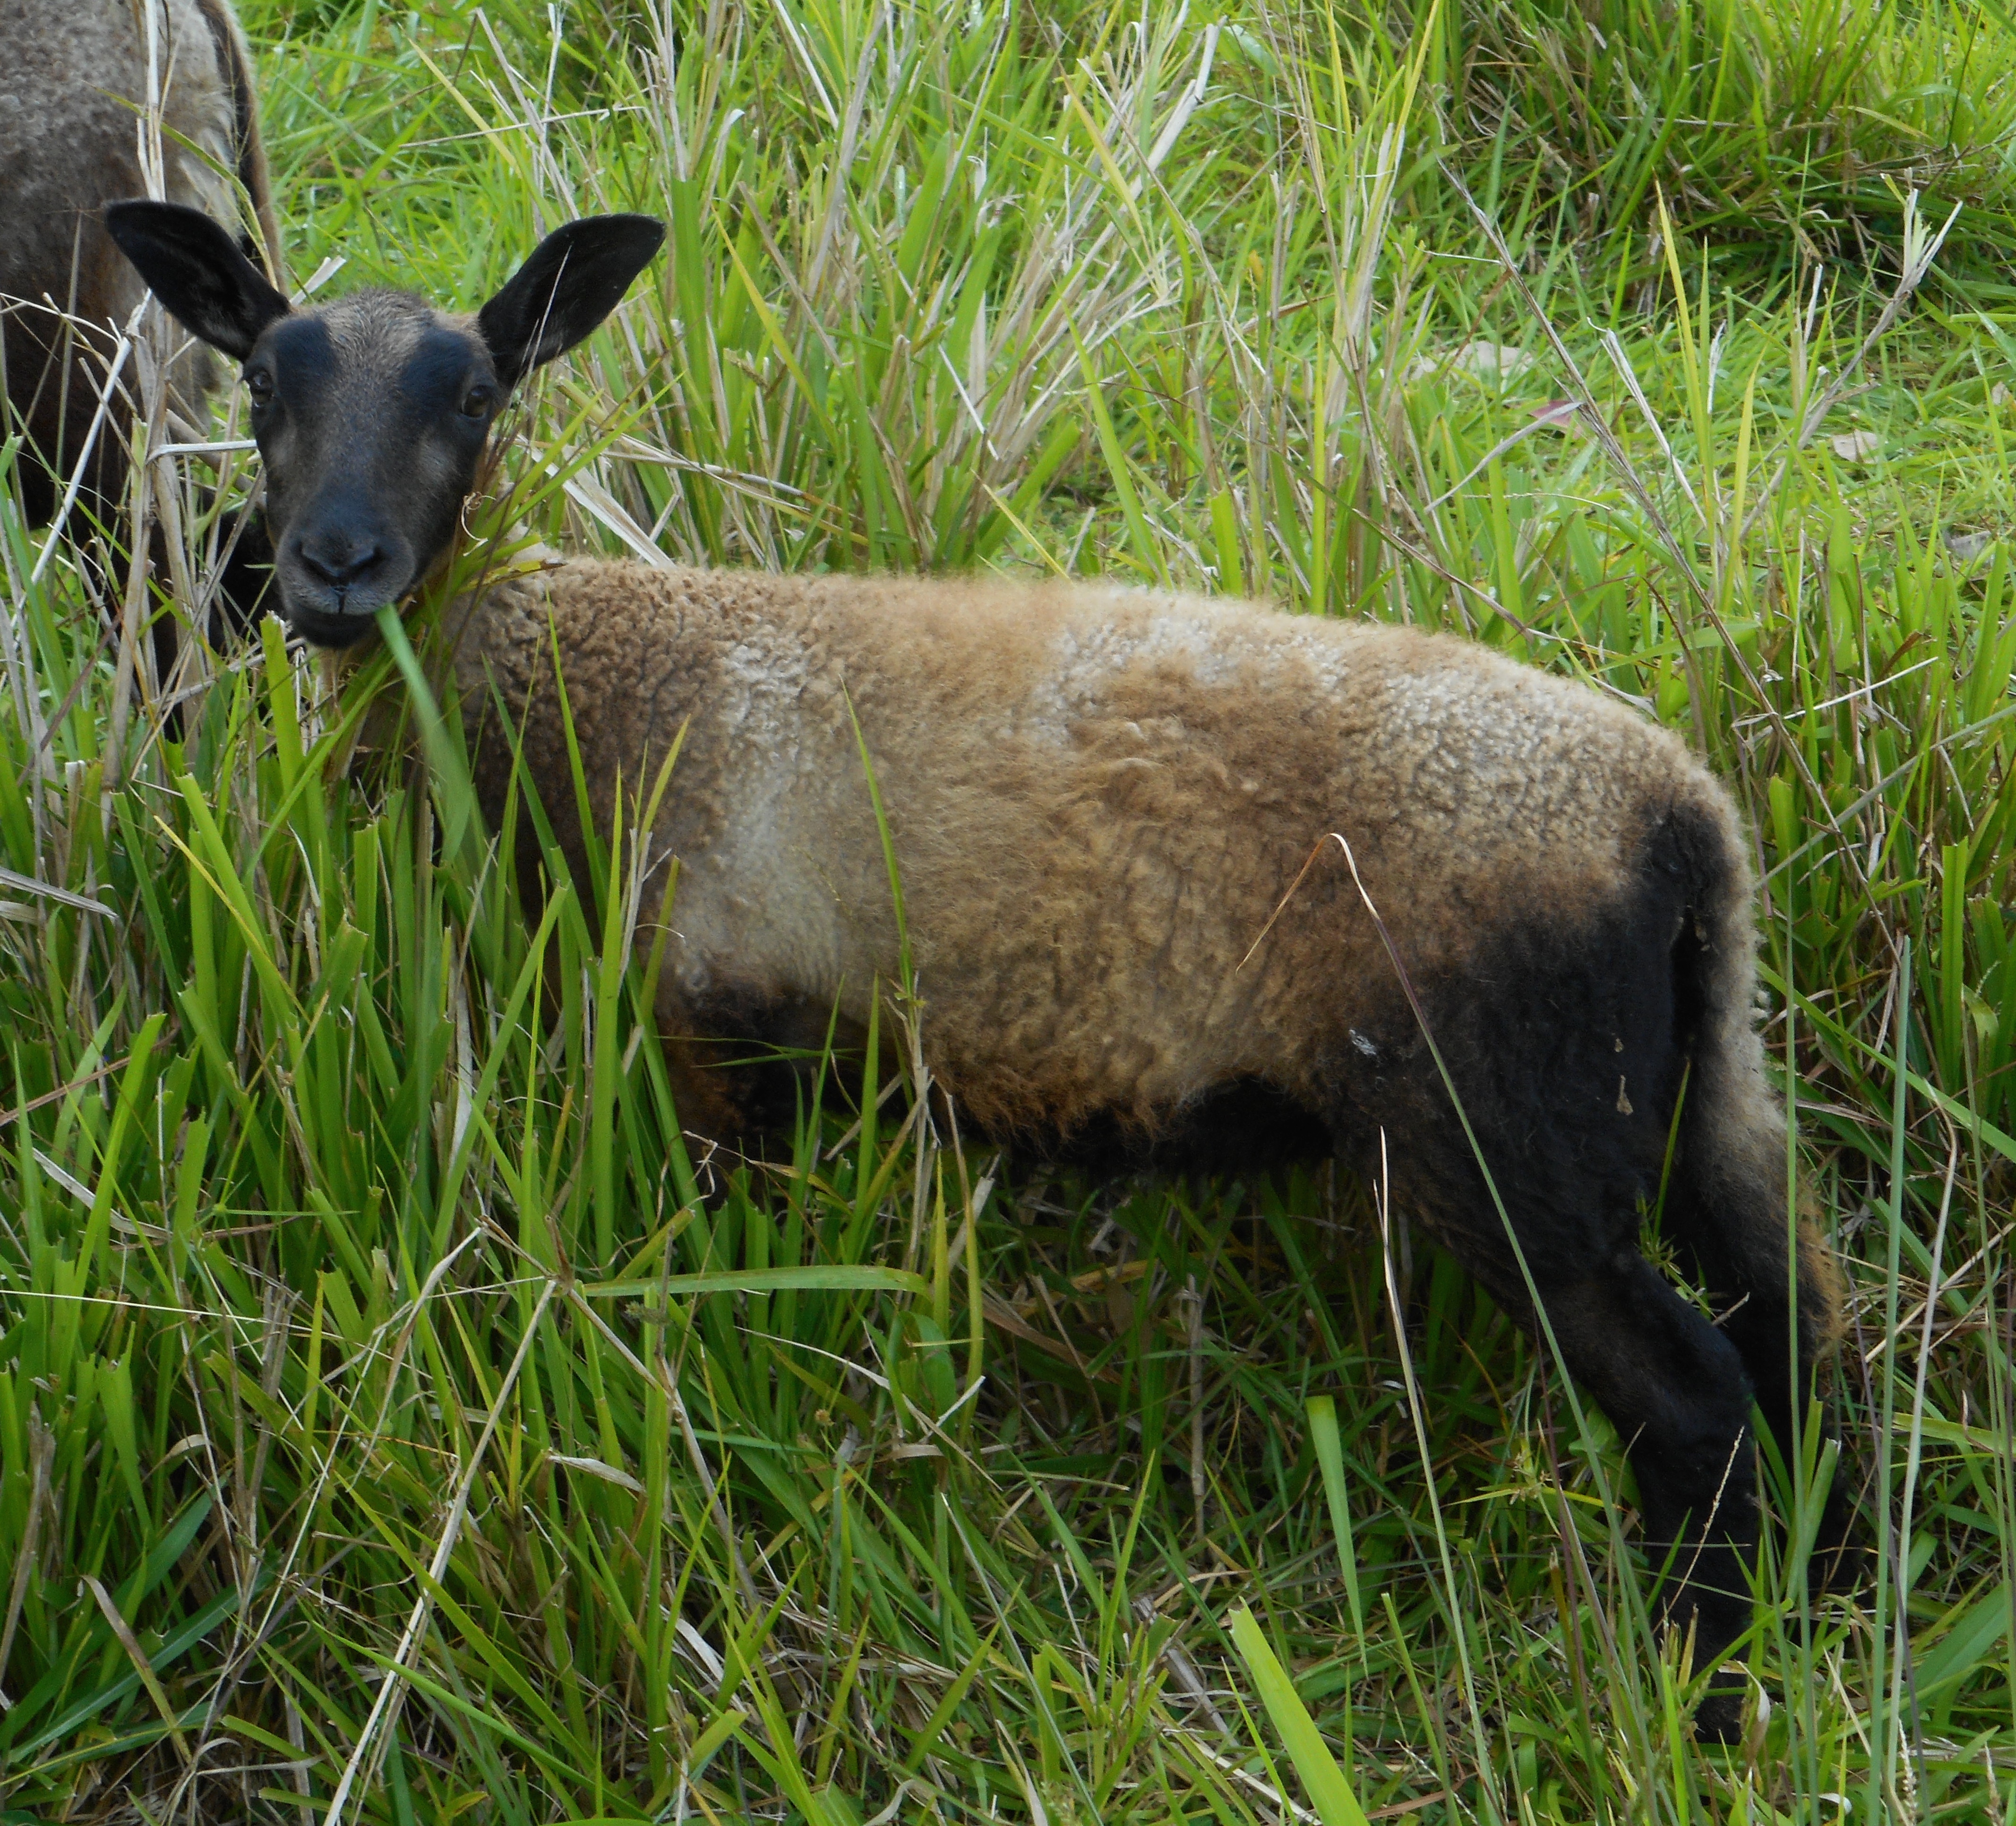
443 543 570 717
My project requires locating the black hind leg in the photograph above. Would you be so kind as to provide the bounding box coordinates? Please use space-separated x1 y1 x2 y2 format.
1663 1136 1855 1591
1365 1180 1767 1736
1330 1172 1768 1734
1538 1254 1761 1696
1322 864 1774 1735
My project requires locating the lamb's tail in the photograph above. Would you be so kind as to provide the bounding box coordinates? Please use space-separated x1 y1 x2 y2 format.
1659 779 1846 1449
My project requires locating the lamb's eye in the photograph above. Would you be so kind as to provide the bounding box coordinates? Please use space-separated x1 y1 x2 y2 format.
245 369 274 405
460 384 495 420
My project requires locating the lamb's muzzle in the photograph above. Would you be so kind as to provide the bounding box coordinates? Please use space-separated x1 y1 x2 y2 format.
106 201 1853 1739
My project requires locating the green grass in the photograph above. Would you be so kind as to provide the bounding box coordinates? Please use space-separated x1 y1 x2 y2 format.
2 0 2014 1820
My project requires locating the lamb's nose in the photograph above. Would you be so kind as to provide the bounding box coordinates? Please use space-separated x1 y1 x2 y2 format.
294 534 384 589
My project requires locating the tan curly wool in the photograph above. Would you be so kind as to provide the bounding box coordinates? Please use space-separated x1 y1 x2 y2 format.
444 561 1770 1147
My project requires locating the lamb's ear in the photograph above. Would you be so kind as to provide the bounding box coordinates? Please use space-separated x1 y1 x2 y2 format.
104 200 291 361
476 214 666 388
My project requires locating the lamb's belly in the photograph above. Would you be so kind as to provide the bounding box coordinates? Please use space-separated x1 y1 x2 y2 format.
900 896 1292 1131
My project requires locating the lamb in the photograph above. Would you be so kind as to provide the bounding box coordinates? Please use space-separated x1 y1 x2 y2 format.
1 0 281 627
104 199 1849 1735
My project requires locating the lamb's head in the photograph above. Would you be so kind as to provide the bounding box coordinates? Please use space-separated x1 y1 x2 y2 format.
104 201 664 647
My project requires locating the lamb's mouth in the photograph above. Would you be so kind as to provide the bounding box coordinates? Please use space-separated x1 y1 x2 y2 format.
275 561 420 648
283 603 391 649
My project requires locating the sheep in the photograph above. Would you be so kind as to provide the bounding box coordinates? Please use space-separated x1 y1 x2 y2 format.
104 198 1850 1735
1 0 281 634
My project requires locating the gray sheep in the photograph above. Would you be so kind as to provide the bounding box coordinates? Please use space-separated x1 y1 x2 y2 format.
1 0 279 624
104 201 1851 1736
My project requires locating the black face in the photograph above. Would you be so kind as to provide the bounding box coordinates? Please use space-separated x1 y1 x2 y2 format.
102 200 667 648
241 300 502 646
